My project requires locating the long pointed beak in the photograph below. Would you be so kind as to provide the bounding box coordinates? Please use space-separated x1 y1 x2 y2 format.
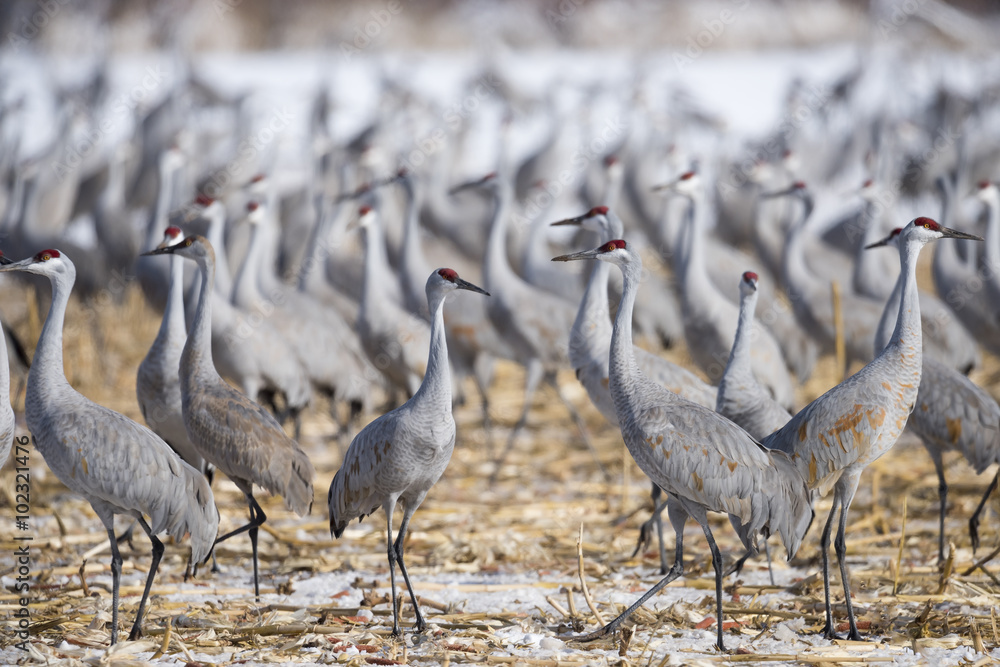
0 253 11 266
142 245 177 257
650 180 677 193
448 180 476 196
551 213 586 227
0 257 35 272
941 226 983 242
456 277 489 296
864 235 892 250
552 247 603 262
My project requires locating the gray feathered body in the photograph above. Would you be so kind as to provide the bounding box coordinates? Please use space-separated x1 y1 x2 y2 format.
611 249 812 558
910 358 1000 474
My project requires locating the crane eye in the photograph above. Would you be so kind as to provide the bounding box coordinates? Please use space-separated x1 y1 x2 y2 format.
184 237 194 247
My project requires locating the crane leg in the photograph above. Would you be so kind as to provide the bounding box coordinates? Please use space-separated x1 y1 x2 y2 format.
473 353 495 458
116 520 137 549
700 519 727 652
726 537 773 584
214 494 267 601
834 491 863 641
128 517 164 641
970 471 998 554
631 484 670 575
819 497 841 640
106 527 123 645
547 372 610 482
931 452 948 564
384 497 403 636
570 501 688 642
393 503 427 633
490 359 544 484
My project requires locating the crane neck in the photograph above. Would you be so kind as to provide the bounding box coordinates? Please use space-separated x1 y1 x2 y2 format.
484 181 515 290
400 178 431 318
360 213 393 309
145 163 178 250
852 201 885 294
183 252 217 383
721 287 758 386
412 284 451 407
983 190 1000 269
26 263 76 428
297 195 333 292
570 257 613 370
886 235 923 352
155 252 188 346
204 207 233 298
232 221 263 308
782 196 820 299
608 252 644 414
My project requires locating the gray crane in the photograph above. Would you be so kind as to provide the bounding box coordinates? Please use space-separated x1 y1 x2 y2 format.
328 268 489 636
553 239 813 651
716 271 793 441
869 226 1000 562
0 248 218 644
145 235 315 600
762 217 982 640
451 173 603 481
137 226 209 481
553 206 716 574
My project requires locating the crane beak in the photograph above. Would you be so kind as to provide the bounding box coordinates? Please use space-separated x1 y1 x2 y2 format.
455 277 490 296
552 247 603 262
142 244 178 257
864 234 892 250
649 179 677 194
551 213 586 227
0 257 38 272
448 180 476 196
940 226 983 242
0 253 11 266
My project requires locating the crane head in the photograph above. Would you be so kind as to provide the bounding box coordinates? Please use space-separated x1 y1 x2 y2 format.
905 217 982 244
246 201 266 226
142 235 215 267
0 250 11 266
0 249 71 278
975 180 997 202
865 227 902 249
149 226 186 251
741 271 759 293
552 239 629 263
651 170 700 197
347 206 376 232
448 172 498 196
429 267 490 297
551 206 610 232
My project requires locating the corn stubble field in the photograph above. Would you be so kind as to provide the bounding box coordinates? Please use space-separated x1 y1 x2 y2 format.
0 264 998 666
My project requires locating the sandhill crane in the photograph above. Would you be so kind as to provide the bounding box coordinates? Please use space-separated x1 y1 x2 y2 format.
452 173 603 481
0 248 218 644
763 217 982 640
553 239 813 651
137 226 209 480
136 148 186 314
556 206 777 577
660 171 795 409
329 268 489 636
145 235 315 600
716 271 793 441
868 226 1000 562
354 205 432 398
